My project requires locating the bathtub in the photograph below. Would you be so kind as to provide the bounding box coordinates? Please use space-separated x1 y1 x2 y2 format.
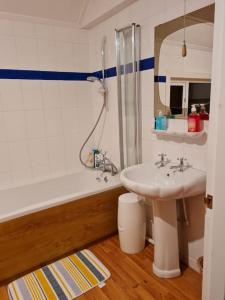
0 170 126 284
0 169 121 223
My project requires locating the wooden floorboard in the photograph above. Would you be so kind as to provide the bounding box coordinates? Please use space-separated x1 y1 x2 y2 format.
0 235 202 300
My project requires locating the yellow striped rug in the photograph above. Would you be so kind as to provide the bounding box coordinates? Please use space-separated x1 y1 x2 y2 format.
8 249 110 300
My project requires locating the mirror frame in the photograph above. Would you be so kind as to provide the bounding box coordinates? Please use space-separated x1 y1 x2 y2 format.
154 4 215 119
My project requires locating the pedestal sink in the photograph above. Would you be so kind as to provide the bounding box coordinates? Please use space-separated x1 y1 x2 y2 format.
120 162 206 278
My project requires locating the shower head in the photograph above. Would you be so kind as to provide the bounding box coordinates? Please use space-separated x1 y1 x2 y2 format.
87 76 105 90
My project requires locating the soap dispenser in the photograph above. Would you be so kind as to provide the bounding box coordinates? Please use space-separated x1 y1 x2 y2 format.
199 104 209 120
188 104 201 132
155 111 167 130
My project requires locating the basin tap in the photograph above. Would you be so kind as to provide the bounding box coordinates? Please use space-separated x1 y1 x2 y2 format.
170 157 188 172
155 153 168 168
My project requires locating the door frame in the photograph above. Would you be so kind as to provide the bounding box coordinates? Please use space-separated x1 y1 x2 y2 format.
202 0 225 299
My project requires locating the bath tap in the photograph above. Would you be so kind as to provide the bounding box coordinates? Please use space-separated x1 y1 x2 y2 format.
98 152 118 176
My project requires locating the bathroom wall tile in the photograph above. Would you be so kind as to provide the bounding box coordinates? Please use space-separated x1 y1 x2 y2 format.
34 23 54 40
9 141 30 169
37 39 57 70
0 36 18 68
0 143 10 172
42 81 61 109
29 138 48 166
0 171 12 189
0 112 7 142
22 80 43 110
62 108 78 134
64 134 82 174
11 167 32 186
0 80 23 111
32 164 50 181
59 81 78 108
44 109 63 137
73 43 89 71
55 41 74 71
0 19 13 36
47 136 65 176
4 111 27 141
13 21 35 38
26 110 45 139
16 37 39 69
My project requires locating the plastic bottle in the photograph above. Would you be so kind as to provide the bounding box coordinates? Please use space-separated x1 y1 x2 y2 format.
188 104 201 132
155 111 167 130
199 104 209 120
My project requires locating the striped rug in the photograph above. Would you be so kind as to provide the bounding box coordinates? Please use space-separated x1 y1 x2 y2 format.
8 249 110 300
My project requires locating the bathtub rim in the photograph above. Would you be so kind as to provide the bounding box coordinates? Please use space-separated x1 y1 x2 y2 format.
0 179 122 224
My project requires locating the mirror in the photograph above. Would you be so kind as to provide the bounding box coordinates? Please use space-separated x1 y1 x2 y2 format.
154 4 214 119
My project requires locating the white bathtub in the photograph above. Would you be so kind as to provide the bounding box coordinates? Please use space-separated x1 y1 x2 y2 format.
0 170 121 223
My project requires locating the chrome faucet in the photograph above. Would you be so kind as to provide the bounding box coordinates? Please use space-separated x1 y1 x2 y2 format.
98 152 118 176
170 157 188 172
155 153 168 168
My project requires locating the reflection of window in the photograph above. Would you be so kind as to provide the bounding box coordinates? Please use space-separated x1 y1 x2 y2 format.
169 80 211 116
169 82 186 115
188 83 211 114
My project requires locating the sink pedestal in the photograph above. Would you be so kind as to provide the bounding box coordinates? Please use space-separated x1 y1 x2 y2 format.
152 199 181 278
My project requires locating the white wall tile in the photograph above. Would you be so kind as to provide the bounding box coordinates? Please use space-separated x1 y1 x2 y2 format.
47 136 65 175
0 171 11 189
26 110 45 138
62 108 78 134
42 81 61 109
9 141 30 169
11 167 32 185
59 82 78 108
0 80 23 111
4 111 27 141
55 41 74 71
37 39 57 70
13 21 35 38
44 109 63 137
0 112 7 142
0 36 18 68
22 80 43 110
29 138 48 166
16 37 39 69
0 143 10 172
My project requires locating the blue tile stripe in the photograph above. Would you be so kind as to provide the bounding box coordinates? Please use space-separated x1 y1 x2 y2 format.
0 57 155 81
154 75 166 82
0 69 92 81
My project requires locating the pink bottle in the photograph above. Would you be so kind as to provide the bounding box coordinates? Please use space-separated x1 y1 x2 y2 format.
188 105 201 132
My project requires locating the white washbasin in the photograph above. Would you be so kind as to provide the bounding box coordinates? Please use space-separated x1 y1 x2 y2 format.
120 162 206 200
120 161 206 279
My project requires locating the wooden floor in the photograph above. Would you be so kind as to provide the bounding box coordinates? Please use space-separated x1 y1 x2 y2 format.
0 235 202 300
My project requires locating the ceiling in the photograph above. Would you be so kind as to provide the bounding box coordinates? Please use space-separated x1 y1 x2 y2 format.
0 0 137 28
0 0 87 23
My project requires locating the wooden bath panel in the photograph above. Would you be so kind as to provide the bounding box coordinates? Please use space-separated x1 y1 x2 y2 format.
0 186 126 284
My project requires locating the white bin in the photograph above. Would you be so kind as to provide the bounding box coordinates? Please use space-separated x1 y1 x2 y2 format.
118 192 146 254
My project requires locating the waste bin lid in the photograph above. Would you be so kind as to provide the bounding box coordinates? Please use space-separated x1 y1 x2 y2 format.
119 192 140 204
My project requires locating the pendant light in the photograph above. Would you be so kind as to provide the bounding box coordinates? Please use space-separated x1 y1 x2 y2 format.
182 0 187 57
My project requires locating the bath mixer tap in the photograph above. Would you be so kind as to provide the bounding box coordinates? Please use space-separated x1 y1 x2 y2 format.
98 152 118 176
155 153 168 168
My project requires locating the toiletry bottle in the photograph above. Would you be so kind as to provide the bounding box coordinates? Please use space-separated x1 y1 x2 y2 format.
155 111 167 130
93 148 100 168
188 104 201 132
199 104 209 120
